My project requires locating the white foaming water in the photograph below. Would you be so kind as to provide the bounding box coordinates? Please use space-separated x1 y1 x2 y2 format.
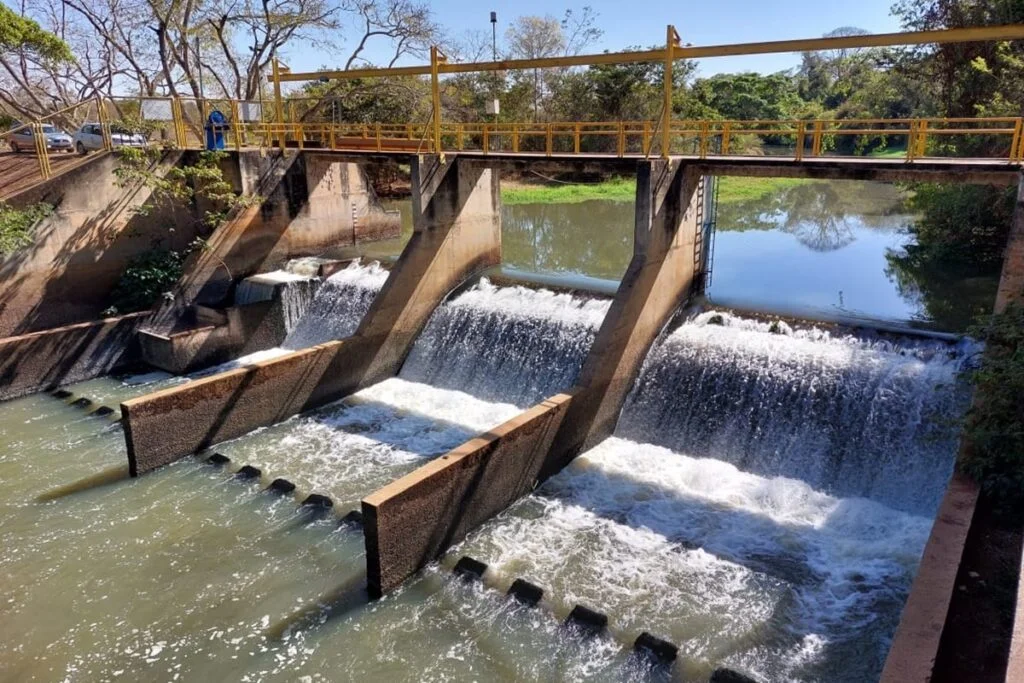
617 311 970 515
215 378 521 507
459 437 934 682
401 279 610 406
452 312 970 681
188 347 295 378
282 261 388 350
234 270 319 336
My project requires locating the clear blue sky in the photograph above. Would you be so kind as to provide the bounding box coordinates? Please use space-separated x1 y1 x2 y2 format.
282 0 905 78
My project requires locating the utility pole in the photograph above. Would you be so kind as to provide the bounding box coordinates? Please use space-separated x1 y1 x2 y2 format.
489 12 499 123
490 11 497 60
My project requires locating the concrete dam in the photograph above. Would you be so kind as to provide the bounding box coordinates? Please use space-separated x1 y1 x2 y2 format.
1 148 1022 683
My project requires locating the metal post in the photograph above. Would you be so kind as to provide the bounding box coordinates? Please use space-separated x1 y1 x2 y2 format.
430 46 445 157
96 98 112 151
795 120 806 161
662 25 679 159
1011 118 1022 163
272 57 285 150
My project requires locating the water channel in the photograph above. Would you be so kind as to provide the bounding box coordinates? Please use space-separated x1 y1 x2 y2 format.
1 179 980 682
366 179 998 331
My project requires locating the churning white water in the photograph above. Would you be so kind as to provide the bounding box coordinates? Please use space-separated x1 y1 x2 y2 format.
213 281 609 508
618 311 970 515
455 310 970 683
401 279 610 406
283 261 389 350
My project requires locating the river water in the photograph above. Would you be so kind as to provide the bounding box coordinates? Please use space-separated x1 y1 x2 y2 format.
1 181 977 682
366 179 998 331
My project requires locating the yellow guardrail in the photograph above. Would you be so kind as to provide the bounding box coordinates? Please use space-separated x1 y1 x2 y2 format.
5 99 1023 188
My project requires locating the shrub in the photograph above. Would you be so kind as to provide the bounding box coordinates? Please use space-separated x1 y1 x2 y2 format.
103 247 186 315
961 305 1024 517
0 202 52 256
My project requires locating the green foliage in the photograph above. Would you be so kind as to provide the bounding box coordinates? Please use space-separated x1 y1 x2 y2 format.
0 4 73 63
961 306 1024 517
687 72 809 122
902 184 1017 269
0 202 53 256
716 177 813 205
502 178 636 204
113 149 260 229
102 247 186 315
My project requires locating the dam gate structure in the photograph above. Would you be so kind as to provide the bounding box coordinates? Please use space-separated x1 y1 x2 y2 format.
4 22 1024 683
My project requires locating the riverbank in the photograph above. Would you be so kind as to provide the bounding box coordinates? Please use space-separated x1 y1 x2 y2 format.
500 176 814 205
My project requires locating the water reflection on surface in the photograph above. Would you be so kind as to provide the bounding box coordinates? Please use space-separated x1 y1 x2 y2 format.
373 180 998 331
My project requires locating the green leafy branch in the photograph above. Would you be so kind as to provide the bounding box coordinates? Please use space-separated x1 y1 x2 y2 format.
0 202 53 256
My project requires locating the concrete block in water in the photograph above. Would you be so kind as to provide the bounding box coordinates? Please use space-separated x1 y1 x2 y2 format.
634 632 678 664
710 668 760 683
453 556 487 581
301 493 334 509
340 510 363 527
70 397 93 409
51 389 73 399
92 406 116 417
565 605 608 635
207 453 231 465
507 579 544 607
236 465 262 479
269 478 296 494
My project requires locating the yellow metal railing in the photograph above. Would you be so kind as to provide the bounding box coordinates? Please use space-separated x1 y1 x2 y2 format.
5 100 1023 189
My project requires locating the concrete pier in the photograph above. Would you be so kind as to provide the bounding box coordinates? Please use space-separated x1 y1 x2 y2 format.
122 155 500 475
363 159 702 595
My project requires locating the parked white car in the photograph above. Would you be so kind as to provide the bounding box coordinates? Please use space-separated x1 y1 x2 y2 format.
73 123 148 154
7 124 74 153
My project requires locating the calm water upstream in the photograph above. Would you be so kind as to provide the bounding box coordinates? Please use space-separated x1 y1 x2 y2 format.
370 179 999 331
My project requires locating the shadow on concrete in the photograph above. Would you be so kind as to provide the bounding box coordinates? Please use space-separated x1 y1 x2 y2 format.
933 493 1024 683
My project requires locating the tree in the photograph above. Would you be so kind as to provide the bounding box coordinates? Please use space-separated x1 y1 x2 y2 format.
0 4 72 62
0 3 73 119
504 7 602 121
0 0 441 125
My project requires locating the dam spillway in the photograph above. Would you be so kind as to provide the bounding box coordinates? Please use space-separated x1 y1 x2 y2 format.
0 268 972 681
453 311 970 682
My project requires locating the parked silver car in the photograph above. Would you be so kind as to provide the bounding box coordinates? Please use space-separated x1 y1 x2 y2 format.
73 123 148 154
7 124 74 153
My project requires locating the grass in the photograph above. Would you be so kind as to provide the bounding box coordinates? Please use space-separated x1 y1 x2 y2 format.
869 147 909 159
715 176 813 204
501 177 636 204
501 175 821 206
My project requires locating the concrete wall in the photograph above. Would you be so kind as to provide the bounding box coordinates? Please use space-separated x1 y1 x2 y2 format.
0 312 147 401
144 152 400 335
995 173 1024 312
362 159 703 595
0 151 197 337
123 155 501 475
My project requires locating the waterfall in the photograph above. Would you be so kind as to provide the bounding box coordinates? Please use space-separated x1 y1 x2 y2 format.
282 261 389 350
399 279 611 407
234 271 318 335
616 311 972 515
